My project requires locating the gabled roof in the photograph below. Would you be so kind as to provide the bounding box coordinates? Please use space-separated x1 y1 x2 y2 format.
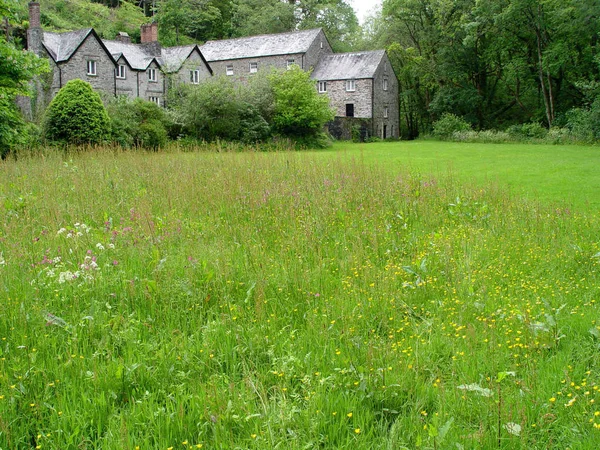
311 50 386 81
161 45 213 75
103 39 158 71
42 28 113 63
200 28 323 62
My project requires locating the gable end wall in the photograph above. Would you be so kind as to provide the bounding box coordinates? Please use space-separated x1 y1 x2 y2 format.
59 34 116 96
372 53 399 138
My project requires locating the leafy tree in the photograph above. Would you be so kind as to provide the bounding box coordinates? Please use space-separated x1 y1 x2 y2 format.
231 0 295 38
43 79 110 145
0 0 47 155
268 65 334 139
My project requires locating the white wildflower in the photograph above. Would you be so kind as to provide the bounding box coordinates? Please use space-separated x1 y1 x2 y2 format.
58 270 79 284
57 228 66 235
0 252 5 266
96 243 105 251
108 243 115 249
52 256 61 264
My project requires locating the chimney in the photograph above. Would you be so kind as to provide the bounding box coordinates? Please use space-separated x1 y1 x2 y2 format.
27 2 43 56
116 31 131 44
140 22 158 44
29 2 41 28
140 22 161 56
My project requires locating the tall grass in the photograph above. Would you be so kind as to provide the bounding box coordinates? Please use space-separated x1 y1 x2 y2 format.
1 147 599 449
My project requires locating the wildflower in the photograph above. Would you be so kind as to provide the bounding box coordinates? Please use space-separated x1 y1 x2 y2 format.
347 412 353 418
549 397 556 403
0 252 5 266
354 428 361 434
96 243 105 251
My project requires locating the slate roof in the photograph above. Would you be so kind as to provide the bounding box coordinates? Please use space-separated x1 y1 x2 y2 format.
43 29 93 62
104 39 158 71
311 50 386 81
200 28 322 62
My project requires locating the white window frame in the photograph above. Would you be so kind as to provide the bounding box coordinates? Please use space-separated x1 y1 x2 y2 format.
249 62 258 73
383 77 388 91
286 59 295 70
87 60 97 76
190 69 200 84
346 79 356 92
149 96 160 106
116 64 126 79
148 68 157 82
226 65 234 76
318 81 327 93
384 106 389 118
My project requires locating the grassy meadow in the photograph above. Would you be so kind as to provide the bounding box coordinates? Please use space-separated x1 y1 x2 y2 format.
1 143 600 449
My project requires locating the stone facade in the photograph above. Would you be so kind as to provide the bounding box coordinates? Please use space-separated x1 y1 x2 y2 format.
174 49 213 86
302 29 333 71
57 33 116 98
372 54 399 139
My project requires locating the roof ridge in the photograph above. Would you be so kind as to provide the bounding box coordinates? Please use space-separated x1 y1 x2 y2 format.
204 28 321 45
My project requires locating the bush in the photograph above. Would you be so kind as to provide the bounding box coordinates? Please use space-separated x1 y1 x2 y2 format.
432 113 471 139
565 98 600 142
268 66 334 139
107 97 171 149
43 79 110 145
506 122 547 139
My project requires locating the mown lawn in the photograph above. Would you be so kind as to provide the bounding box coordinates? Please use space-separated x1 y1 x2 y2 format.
319 140 600 212
0 146 599 449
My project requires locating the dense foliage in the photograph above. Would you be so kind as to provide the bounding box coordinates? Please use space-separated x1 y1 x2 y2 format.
368 0 600 138
43 79 110 145
107 97 172 149
0 0 47 155
169 69 333 146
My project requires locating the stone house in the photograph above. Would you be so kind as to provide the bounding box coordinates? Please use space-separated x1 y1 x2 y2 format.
199 28 333 80
311 50 400 139
25 1 399 139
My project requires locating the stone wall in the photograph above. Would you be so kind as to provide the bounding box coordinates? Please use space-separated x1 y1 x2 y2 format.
303 29 333 71
139 60 165 104
208 53 304 82
372 53 400 139
59 34 116 97
328 117 372 141
176 50 213 86
321 78 373 119
115 56 138 98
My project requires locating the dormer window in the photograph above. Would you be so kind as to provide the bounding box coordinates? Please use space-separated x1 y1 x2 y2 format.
346 80 356 92
148 68 157 82
190 70 200 84
116 65 126 79
318 81 327 93
249 62 258 73
226 65 234 76
87 60 97 76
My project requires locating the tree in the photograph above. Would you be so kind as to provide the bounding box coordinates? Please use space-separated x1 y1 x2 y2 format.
0 0 48 154
268 66 334 138
43 79 110 145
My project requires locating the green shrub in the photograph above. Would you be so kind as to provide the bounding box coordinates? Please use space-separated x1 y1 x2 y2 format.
43 79 110 145
506 122 548 139
268 66 334 139
107 97 172 149
565 99 600 142
432 113 471 139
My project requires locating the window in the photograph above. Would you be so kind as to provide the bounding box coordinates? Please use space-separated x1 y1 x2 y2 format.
226 65 234 76
149 96 160 106
286 59 295 70
346 79 356 92
345 104 354 117
384 107 389 118
190 70 200 84
148 68 157 82
249 62 258 73
116 64 126 79
86 60 97 76
383 78 388 91
318 81 327 93
320 41 323 49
